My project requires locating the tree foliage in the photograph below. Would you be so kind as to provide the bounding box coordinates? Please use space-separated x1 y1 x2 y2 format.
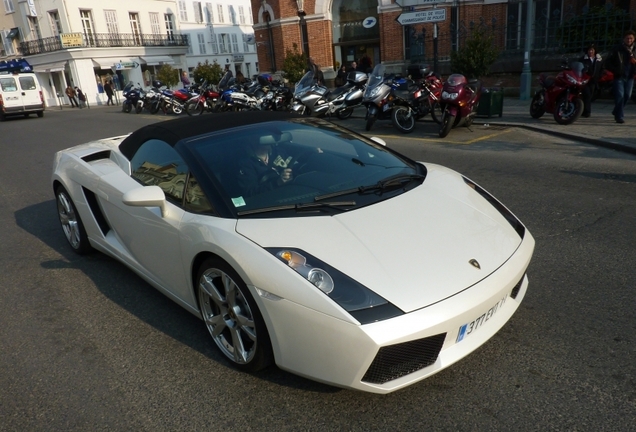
156 64 179 88
450 28 500 79
193 60 224 86
281 43 308 86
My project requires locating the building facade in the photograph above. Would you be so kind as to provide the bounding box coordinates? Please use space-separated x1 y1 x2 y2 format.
251 0 636 83
1 0 260 108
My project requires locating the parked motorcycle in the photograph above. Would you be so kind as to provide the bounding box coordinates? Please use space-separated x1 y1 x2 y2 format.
529 60 587 125
185 81 221 115
122 82 143 114
390 67 444 133
291 70 366 118
438 74 482 138
260 80 293 111
362 64 406 131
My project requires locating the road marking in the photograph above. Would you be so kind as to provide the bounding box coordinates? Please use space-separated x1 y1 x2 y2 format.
370 128 512 145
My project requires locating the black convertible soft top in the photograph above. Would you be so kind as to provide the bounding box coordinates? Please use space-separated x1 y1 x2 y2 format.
119 110 300 161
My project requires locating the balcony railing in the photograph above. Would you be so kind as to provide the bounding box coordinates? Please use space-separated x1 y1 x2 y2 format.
19 32 189 56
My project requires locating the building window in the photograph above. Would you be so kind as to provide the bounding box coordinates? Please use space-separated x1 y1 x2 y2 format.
28 16 41 40
197 33 206 54
205 3 214 23
229 6 236 24
49 10 63 36
210 33 218 54
149 12 160 35
105 10 119 35
243 35 249 53
219 33 230 53
194 2 203 23
130 13 142 44
178 0 188 22
165 13 175 40
80 10 96 46
3 0 14 13
217 4 225 23
1 29 16 55
238 6 245 24
231 33 239 53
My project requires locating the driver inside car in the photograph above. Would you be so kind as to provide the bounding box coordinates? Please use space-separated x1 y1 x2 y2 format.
237 137 293 197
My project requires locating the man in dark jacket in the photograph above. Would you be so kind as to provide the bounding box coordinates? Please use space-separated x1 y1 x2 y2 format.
580 45 602 117
604 30 636 123
237 140 293 197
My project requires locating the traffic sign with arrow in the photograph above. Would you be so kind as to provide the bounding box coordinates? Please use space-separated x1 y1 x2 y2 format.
395 9 446 25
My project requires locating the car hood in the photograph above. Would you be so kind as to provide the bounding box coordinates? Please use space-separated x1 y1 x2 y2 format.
235 164 523 313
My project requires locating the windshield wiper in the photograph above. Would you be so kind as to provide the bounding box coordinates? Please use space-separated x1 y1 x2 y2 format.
237 200 356 216
314 173 425 202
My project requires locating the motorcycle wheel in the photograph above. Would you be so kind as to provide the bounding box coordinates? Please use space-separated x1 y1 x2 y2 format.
186 101 204 116
172 103 184 115
530 92 546 119
135 104 143 114
439 112 455 138
553 96 583 125
430 101 442 124
123 103 132 113
149 103 160 115
365 115 376 131
336 107 354 120
391 106 416 134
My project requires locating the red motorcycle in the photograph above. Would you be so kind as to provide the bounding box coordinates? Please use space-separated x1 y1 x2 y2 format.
529 61 587 124
438 74 482 138
185 81 221 115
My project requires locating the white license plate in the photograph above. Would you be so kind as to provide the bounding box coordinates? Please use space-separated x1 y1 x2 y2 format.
382 103 391 111
456 296 507 343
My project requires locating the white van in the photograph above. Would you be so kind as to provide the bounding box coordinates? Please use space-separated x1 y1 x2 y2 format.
0 72 45 120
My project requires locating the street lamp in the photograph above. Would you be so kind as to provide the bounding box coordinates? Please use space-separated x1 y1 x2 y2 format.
296 0 310 56
519 0 534 100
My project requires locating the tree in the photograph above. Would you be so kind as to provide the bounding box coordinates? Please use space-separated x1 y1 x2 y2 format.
281 43 307 86
193 60 224 86
450 28 500 79
156 64 179 88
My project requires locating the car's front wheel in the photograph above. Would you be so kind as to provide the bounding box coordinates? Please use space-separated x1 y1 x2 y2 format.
55 185 92 254
197 258 273 372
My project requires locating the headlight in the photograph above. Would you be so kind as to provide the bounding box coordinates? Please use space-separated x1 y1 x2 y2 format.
442 91 459 100
266 92 274 100
268 248 403 324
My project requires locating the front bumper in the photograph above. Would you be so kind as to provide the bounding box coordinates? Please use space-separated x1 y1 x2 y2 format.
254 231 534 394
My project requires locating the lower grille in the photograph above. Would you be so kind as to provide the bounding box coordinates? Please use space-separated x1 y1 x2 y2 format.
362 333 446 385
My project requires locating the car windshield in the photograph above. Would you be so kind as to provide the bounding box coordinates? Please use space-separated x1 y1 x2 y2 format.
186 119 424 217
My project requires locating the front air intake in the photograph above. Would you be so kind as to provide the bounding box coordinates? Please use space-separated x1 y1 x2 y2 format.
362 333 446 385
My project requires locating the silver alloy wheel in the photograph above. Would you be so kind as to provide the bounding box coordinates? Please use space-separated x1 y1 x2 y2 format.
57 190 81 249
199 268 257 365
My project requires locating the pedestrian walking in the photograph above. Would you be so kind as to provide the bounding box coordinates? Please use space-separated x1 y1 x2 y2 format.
307 57 324 85
104 80 114 105
76 87 86 108
181 71 191 88
65 85 78 108
335 65 347 87
604 30 636 123
580 44 602 118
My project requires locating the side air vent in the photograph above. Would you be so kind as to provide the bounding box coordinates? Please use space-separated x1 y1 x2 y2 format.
510 274 525 299
82 150 111 163
362 333 446 385
82 187 111 235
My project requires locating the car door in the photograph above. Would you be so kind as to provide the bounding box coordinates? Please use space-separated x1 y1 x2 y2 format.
97 138 193 304
0 76 20 112
17 75 42 111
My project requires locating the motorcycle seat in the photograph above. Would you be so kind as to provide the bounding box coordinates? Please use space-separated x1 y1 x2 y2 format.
327 84 351 101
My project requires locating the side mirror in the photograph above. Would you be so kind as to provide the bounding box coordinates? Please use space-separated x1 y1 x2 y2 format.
122 185 167 217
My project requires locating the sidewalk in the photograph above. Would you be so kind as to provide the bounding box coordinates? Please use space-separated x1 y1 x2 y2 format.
474 97 636 155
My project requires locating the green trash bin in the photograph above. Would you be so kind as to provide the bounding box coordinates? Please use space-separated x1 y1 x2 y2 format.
477 87 504 118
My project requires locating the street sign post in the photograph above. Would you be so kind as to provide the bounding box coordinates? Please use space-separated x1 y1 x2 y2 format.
395 9 446 25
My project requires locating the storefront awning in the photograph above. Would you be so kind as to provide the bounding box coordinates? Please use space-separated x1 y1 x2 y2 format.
32 61 67 73
6 27 20 39
92 58 139 70
139 56 175 66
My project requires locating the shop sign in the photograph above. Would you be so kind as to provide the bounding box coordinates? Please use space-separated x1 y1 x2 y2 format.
60 33 84 48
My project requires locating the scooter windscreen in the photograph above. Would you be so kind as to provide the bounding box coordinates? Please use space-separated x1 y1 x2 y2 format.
569 61 585 78
294 71 316 96
364 64 386 98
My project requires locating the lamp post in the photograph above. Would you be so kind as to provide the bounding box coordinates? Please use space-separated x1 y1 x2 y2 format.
297 0 310 56
519 0 533 100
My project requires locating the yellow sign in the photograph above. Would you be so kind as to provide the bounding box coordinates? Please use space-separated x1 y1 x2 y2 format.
60 33 84 48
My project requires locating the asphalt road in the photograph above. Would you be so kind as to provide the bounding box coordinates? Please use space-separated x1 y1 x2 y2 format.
1 107 635 431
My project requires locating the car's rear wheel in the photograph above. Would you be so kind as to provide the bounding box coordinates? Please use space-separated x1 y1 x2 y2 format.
197 258 273 372
55 185 92 254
